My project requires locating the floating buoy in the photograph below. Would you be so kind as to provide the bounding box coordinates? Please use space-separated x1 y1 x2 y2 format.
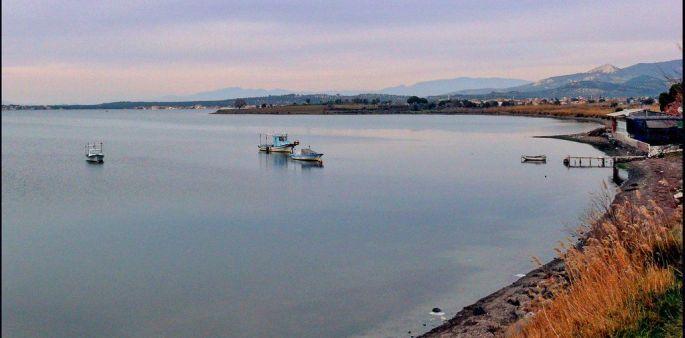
430 307 445 316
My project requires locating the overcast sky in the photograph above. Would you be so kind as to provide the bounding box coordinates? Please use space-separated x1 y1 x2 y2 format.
2 0 682 104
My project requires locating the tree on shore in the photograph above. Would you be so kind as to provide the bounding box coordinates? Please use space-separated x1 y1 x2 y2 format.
407 96 428 104
234 98 247 109
658 83 682 115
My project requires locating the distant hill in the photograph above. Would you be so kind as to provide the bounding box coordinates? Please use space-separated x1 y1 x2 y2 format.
452 59 682 98
7 59 681 107
159 77 530 101
378 77 530 96
160 61 680 100
160 87 293 101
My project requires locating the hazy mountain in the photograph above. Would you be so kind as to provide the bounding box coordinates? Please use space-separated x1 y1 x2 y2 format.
452 59 682 98
474 76 678 99
158 77 530 101
509 59 680 93
616 60 683 80
22 59 678 106
378 77 530 96
160 87 293 101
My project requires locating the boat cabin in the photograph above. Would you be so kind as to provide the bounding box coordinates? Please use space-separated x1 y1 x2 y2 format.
85 142 104 163
272 134 290 147
85 142 103 156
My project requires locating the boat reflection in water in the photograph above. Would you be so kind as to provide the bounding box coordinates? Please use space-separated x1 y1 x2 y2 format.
298 160 324 169
258 152 323 170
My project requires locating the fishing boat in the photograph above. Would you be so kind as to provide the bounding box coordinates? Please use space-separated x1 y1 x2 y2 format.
290 146 323 162
258 133 300 153
85 142 104 163
521 155 546 162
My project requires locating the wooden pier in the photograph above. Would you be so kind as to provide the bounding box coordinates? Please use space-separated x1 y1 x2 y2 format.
563 155 646 186
563 155 645 168
563 156 614 168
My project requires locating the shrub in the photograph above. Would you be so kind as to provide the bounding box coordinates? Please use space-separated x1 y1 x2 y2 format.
508 194 683 338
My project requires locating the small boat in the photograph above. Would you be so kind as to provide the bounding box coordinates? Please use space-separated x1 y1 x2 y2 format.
258 133 299 153
290 146 323 162
85 142 104 163
521 155 546 162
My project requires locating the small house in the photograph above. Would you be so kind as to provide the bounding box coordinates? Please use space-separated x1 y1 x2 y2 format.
607 108 645 135
625 111 682 145
608 108 683 148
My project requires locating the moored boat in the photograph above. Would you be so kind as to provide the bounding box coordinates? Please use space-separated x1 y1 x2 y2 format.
521 155 546 162
290 147 323 162
85 142 104 163
258 133 300 153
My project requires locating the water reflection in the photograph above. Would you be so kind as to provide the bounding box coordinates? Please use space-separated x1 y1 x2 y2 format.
258 152 323 170
3 111 610 338
299 160 324 169
258 152 290 168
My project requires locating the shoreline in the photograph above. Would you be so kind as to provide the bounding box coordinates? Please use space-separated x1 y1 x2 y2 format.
418 127 681 337
211 108 612 121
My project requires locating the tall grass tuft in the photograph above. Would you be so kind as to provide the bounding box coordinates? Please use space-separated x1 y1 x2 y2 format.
508 194 682 337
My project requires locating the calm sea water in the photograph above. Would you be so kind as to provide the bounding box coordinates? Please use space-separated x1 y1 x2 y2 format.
2 110 615 337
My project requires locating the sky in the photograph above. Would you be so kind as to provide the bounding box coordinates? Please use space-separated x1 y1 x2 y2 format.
2 0 683 104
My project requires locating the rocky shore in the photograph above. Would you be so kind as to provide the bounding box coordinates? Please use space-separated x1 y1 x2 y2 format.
419 128 682 337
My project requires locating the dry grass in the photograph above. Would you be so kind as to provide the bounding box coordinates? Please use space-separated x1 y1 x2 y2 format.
508 192 683 337
216 102 636 116
446 104 621 118
217 104 327 114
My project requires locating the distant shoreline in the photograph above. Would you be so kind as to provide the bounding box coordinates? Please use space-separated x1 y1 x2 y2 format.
211 103 642 121
212 109 610 123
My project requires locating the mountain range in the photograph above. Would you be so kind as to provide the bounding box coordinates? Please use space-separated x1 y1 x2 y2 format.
159 77 531 101
159 87 292 101
4 59 681 107
159 59 680 101
448 59 682 98
377 77 530 96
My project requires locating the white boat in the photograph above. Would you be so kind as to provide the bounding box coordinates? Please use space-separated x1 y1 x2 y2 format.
85 142 104 163
521 155 546 162
258 133 300 153
290 147 323 162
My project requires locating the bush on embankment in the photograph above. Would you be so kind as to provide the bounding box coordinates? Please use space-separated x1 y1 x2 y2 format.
508 192 683 337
